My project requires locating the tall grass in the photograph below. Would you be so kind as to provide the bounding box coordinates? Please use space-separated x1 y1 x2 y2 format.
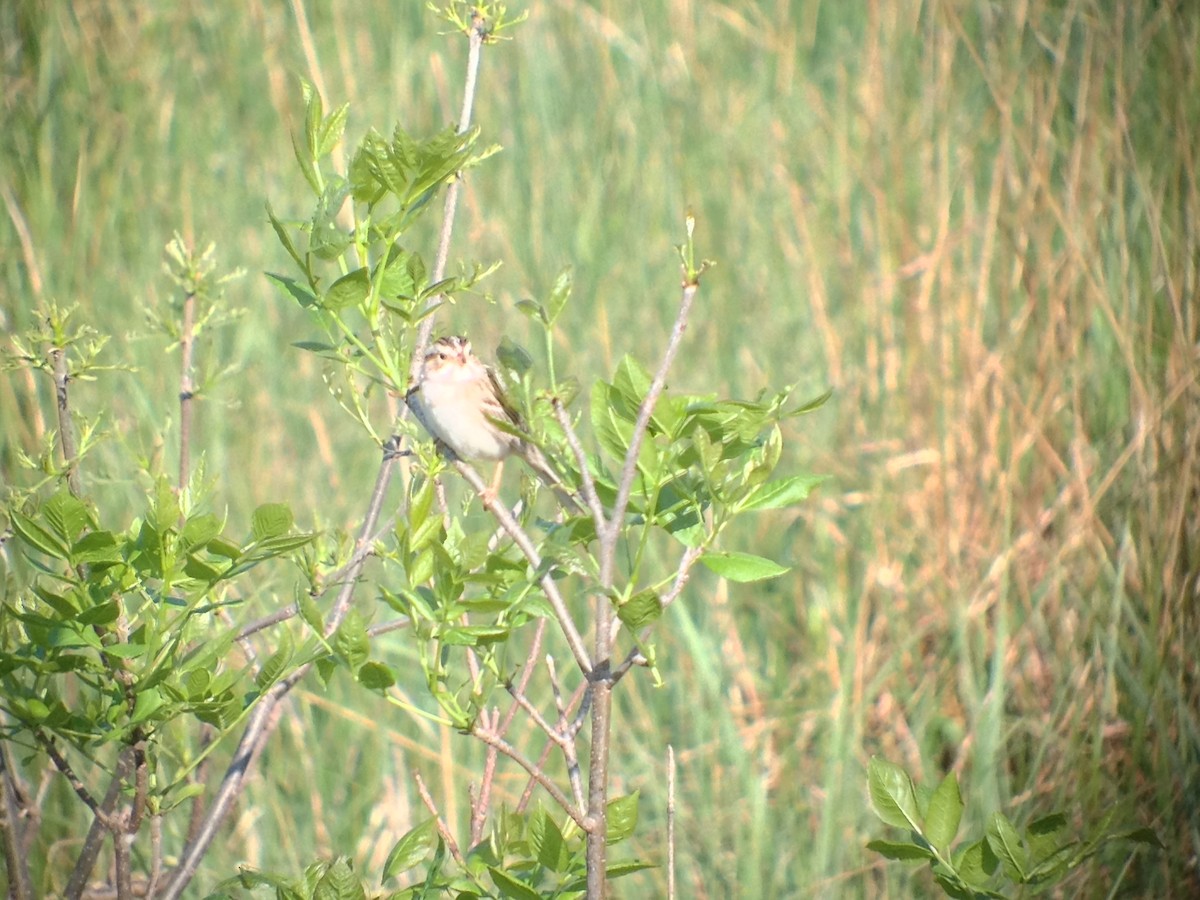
2 0 1197 895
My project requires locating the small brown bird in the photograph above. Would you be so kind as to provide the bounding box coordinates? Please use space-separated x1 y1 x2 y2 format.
406 335 578 510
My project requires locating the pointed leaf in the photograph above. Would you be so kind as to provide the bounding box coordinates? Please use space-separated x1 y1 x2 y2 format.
923 771 963 853
324 267 371 310
606 791 639 843
866 838 935 861
986 811 1028 881
383 817 436 880
251 503 294 541
739 473 829 511
868 757 922 830
617 589 663 629
699 551 789 583
266 272 318 309
488 867 541 900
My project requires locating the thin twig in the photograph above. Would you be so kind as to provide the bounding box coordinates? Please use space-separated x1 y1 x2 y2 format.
411 16 486 382
413 771 465 867
505 684 566 747
515 678 588 814
551 397 607 527
546 656 586 811
601 281 699 581
587 274 701 896
471 724 586 827
471 617 548 843
38 734 102 820
0 742 32 900
456 461 592 674
64 748 134 900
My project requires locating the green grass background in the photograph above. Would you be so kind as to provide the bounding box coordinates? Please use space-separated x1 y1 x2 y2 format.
2 0 1198 895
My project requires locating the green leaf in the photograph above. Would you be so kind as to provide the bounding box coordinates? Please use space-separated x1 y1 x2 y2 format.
10 509 70 559
266 272 318 309
43 488 90 543
954 837 1001 888
267 204 304 269
606 791 639 844
376 250 418 299
251 503 294 541
313 856 366 900
496 337 533 377
130 687 165 724
545 267 573 325
318 102 350 157
866 838 935 861
986 811 1028 881
357 660 396 691
487 867 541 900
76 600 120 626
529 807 568 872
334 610 370 671
1025 812 1068 864
611 355 652 422
515 298 546 324
324 267 371 310
923 771 963 853
72 531 122 566
868 757 922 830
303 78 323 158
181 513 222 548
738 473 829 511
617 589 663 629
699 551 789 583
383 817 436 880
1109 826 1164 849
256 627 295 690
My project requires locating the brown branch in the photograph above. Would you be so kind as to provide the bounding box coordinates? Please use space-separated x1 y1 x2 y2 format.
413 771 465 867
64 748 135 900
455 461 592 675
410 16 487 382
551 397 607 527
470 723 586 828
0 742 32 900
600 280 699 584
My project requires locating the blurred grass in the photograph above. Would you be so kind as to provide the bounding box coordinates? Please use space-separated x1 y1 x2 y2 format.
3 0 1198 896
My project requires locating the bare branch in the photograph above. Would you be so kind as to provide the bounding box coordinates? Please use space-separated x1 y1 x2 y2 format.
411 16 487 381
38 734 102 820
456 461 592 674
601 280 699 578
0 744 32 900
414 771 465 867
516 678 588 815
551 397 607 527
471 723 586 828
64 748 134 900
